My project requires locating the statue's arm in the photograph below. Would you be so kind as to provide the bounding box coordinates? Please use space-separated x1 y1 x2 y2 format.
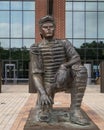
62 39 81 68
30 45 53 106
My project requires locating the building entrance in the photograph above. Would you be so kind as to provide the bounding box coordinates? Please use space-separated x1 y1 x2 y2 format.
4 64 17 84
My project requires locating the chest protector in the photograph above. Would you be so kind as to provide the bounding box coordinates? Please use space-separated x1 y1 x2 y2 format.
39 40 67 83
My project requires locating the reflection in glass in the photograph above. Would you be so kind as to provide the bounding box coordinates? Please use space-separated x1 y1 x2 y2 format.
73 2 84 11
85 48 98 59
23 12 35 38
73 39 84 48
0 39 9 48
23 39 35 49
23 2 35 10
11 11 22 38
84 40 98 48
86 12 97 38
66 2 72 10
86 2 97 11
98 48 104 59
98 2 104 11
11 1 22 10
11 39 22 48
73 12 84 38
0 2 9 10
98 40 104 48
66 12 72 38
98 12 104 38
0 11 9 37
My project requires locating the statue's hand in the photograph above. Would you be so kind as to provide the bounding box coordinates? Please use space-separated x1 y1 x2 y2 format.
40 94 53 107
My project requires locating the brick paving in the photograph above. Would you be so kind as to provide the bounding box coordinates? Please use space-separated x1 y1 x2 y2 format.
0 84 104 130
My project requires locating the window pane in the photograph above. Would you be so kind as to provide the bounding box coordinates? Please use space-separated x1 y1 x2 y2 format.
98 2 104 11
73 39 84 48
98 40 104 48
0 39 9 48
11 11 22 38
66 2 72 10
0 2 9 10
0 11 9 37
85 40 98 48
98 48 104 59
73 12 84 38
23 2 35 10
66 12 72 38
73 2 84 11
23 39 35 49
98 12 104 38
85 49 98 59
23 12 35 38
11 1 22 10
86 12 97 38
11 39 22 48
86 2 97 11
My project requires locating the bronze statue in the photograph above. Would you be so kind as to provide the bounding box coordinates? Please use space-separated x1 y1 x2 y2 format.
30 15 89 126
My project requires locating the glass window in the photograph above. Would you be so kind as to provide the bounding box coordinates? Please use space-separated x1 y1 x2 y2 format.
98 2 104 11
98 48 104 59
85 40 98 48
0 39 9 48
73 12 84 38
23 39 35 49
11 39 22 48
0 11 9 37
73 2 84 11
23 2 35 10
66 2 72 10
0 2 9 10
98 12 104 38
11 1 22 10
66 12 72 38
86 12 97 38
73 39 85 48
86 2 97 11
23 12 35 38
98 40 104 48
0 0 35 82
11 11 22 38
85 48 98 59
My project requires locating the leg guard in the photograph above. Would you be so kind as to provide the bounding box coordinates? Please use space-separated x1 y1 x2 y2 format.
70 65 87 109
69 65 89 125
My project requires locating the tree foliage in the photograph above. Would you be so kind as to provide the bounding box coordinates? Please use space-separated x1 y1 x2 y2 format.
76 41 104 60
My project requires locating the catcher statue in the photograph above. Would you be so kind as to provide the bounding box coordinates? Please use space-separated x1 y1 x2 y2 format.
30 15 90 126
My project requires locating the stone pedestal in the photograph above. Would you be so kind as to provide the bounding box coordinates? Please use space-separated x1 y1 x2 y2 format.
24 108 100 130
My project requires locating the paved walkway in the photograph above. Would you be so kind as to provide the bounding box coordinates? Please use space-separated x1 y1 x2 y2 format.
0 85 104 130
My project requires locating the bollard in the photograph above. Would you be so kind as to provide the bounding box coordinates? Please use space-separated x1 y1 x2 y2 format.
100 61 104 93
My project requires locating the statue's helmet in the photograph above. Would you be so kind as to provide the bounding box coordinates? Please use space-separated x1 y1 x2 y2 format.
39 15 55 27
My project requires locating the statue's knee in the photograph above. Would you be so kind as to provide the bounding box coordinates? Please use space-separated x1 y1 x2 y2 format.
72 65 87 78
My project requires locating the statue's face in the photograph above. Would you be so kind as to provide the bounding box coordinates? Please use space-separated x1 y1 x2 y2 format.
40 22 55 39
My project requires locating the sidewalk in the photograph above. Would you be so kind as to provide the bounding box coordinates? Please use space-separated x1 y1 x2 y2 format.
0 85 104 130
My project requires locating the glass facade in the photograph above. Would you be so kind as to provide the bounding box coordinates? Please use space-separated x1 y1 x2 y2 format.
0 0 103 84
66 0 104 82
0 0 35 84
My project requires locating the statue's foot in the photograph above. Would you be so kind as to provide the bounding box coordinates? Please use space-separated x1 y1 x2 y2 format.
69 109 90 126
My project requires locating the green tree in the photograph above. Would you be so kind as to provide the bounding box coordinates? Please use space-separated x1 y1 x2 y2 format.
76 41 104 61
